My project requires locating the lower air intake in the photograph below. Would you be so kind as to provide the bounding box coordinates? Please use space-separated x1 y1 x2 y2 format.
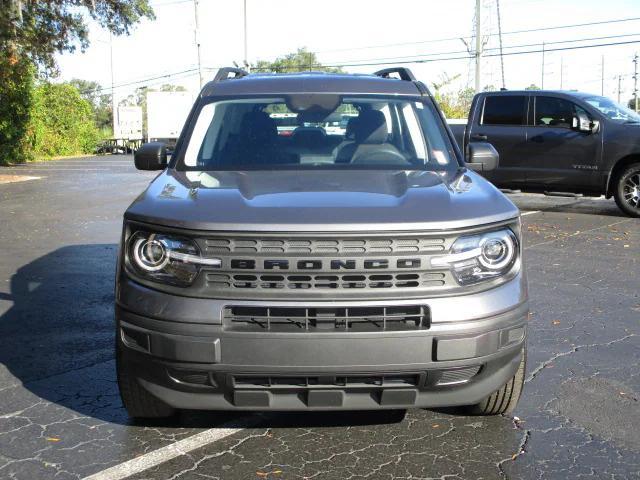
436 366 481 386
224 305 430 332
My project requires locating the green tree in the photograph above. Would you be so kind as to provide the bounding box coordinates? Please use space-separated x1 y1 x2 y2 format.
0 0 155 164
30 83 101 157
68 78 112 134
253 48 342 73
0 0 155 74
525 84 541 90
0 54 35 164
429 73 478 119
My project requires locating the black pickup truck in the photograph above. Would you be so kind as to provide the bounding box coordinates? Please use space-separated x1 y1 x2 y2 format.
448 90 640 217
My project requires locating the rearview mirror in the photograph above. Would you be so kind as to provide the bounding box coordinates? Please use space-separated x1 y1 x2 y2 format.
466 142 499 172
572 112 594 133
134 142 167 171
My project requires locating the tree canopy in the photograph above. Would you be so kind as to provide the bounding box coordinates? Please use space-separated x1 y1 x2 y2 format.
30 83 101 157
1 0 155 72
0 0 155 164
430 73 475 119
69 78 112 133
252 48 342 73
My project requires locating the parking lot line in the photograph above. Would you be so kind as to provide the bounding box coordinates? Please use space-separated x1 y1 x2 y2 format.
83 426 244 480
0 175 41 184
520 210 540 216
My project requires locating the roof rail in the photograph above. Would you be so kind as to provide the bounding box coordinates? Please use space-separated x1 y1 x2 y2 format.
213 67 249 82
373 67 417 82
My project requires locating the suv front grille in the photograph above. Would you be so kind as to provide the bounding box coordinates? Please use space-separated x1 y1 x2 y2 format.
207 272 446 290
205 237 446 255
224 305 430 332
194 232 458 299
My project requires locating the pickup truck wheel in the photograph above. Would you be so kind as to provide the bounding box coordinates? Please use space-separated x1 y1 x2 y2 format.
117 343 176 419
467 345 526 416
614 163 640 217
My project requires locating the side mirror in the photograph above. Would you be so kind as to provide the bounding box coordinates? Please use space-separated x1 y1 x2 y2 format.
572 112 595 133
466 142 499 172
134 142 167 171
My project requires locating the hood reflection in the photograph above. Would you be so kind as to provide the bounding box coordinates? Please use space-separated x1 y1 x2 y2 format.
172 169 459 200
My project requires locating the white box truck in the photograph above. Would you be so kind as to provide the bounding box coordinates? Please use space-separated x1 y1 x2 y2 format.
146 91 194 142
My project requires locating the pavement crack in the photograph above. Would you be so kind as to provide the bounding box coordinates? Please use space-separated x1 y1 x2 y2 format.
525 333 637 384
496 423 531 479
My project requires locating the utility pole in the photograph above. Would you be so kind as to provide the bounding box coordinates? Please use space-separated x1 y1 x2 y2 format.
634 54 638 112
193 0 203 89
496 0 505 89
243 0 249 71
474 0 482 92
618 75 622 104
560 56 564 89
601 55 605 96
110 32 118 139
541 42 545 89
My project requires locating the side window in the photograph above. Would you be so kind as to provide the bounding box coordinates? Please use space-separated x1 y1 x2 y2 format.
534 97 576 128
481 96 527 126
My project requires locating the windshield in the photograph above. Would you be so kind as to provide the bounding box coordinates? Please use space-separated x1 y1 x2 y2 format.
584 96 640 123
177 96 458 171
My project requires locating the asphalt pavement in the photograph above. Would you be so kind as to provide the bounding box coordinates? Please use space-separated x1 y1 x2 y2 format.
0 156 638 480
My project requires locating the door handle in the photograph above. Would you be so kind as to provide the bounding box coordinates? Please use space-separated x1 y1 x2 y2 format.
471 134 488 141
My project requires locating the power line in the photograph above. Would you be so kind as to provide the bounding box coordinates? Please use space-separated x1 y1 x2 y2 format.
87 38 640 96
80 67 207 95
320 32 640 65
313 17 640 55
253 39 640 71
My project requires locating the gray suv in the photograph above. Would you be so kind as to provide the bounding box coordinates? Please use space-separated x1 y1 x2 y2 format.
117 67 528 418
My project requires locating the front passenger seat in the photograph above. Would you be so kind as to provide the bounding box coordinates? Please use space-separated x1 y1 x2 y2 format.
334 116 360 162
335 110 405 164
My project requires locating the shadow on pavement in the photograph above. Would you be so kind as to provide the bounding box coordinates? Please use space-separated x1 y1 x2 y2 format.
173 408 407 430
0 244 409 429
0 245 128 421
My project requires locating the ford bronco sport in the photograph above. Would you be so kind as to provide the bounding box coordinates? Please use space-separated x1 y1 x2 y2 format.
117 67 528 418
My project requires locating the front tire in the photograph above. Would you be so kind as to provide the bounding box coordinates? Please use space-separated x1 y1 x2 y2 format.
116 342 176 419
613 162 640 217
467 345 526 416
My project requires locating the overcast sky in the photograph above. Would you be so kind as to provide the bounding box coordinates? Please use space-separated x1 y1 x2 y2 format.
56 0 640 104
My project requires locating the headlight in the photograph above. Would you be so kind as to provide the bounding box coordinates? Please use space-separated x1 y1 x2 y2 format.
431 228 519 286
127 231 220 286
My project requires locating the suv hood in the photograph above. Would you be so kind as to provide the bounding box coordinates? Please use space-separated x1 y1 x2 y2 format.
125 169 519 232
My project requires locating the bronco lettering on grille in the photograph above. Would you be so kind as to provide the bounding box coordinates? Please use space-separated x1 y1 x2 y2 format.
232 258 422 270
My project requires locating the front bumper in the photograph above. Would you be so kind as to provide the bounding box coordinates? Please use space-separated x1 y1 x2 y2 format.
116 274 528 411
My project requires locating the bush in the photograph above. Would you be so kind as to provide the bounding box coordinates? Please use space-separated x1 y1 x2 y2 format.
0 59 101 164
0 53 35 165
30 83 101 158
